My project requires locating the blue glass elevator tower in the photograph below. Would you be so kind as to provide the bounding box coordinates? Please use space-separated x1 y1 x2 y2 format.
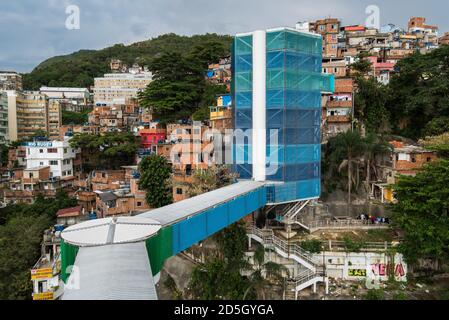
233 27 334 204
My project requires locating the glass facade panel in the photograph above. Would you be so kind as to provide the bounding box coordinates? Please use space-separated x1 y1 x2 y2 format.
233 29 332 202
234 34 253 179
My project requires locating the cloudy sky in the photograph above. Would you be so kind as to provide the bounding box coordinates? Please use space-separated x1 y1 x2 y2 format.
0 0 446 72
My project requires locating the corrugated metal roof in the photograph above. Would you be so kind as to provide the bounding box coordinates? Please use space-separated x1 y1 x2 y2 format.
98 192 118 202
61 217 161 247
139 180 265 226
62 242 157 300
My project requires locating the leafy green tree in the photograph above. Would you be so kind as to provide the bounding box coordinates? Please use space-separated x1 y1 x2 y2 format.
187 41 229 68
300 240 323 254
363 134 393 193
31 129 49 139
420 133 449 158
388 46 449 139
0 144 8 167
138 154 173 208
350 54 373 76
192 84 228 122
69 132 138 170
62 110 90 125
354 77 390 134
328 130 366 212
0 214 52 300
391 160 449 264
424 117 449 137
0 191 78 300
188 222 252 300
188 165 237 198
23 33 232 90
213 222 249 272
243 245 289 300
139 52 205 123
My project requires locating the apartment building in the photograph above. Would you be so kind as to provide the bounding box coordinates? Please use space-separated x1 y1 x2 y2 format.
162 122 213 202
206 57 232 91
0 92 8 143
4 166 75 204
110 59 127 73
372 141 438 203
322 60 353 139
89 166 149 217
30 228 63 300
366 56 396 85
7 146 26 169
40 87 91 112
139 128 166 151
5 91 62 141
93 72 153 106
88 98 140 133
25 139 78 180
440 32 449 45
209 94 233 131
59 124 100 140
311 18 341 59
0 71 22 91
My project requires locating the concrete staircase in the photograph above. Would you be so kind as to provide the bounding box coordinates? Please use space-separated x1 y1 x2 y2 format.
247 226 328 299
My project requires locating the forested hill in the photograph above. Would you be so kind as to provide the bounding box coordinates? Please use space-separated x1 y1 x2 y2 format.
22 33 233 90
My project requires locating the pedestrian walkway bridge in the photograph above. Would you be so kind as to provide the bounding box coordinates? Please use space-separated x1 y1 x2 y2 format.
61 181 267 300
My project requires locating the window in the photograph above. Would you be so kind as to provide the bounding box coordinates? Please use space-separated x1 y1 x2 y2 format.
176 188 183 195
39 149 44 153
50 160 58 166
68 170 72 175
427 157 432 162
48 148 57 153
40 162 44 166
411 156 416 163
64 148 68 153
137 202 142 207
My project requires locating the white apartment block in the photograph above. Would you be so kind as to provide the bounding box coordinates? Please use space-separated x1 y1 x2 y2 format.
26 140 78 179
93 72 153 106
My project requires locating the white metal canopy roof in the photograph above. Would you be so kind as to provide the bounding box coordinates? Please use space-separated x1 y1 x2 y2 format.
61 216 161 247
62 242 157 300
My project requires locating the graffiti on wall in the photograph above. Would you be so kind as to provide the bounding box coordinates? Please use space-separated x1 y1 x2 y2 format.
348 269 367 277
371 263 406 277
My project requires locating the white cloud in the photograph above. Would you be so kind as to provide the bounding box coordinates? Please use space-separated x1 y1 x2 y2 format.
0 0 446 72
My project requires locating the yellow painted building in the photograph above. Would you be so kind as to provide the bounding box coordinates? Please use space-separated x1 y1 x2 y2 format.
6 91 62 141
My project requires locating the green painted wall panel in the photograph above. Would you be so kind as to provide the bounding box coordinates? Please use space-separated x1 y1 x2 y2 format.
60 239 79 283
145 226 173 276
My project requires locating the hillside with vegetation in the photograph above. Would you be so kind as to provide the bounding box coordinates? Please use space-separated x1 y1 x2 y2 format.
354 45 449 140
22 33 233 90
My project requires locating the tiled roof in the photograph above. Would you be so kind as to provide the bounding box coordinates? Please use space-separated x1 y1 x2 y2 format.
56 206 82 218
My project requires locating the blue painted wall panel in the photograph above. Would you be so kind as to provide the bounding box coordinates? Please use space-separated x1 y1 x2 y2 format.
206 204 229 235
172 223 181 255
175 214 208 253
171 187 267 255
228 196 247 224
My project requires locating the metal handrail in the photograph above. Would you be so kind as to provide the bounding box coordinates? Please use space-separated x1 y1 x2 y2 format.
248 226 321 266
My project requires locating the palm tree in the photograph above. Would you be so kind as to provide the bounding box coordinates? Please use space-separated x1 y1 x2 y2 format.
243 245 289 300
362 134 393 197
188 165 237 197
331 130 365 214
